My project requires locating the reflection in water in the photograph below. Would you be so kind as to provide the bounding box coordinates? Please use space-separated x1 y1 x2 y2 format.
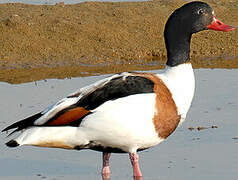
102 174 110 180
102 174 142 180
1 57 238 84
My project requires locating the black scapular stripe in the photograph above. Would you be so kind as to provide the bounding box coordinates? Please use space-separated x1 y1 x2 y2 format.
77 75 155 110
44 75 154 126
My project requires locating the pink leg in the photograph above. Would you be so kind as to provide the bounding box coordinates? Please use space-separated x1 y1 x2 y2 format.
101 152 111 178
129 152 142 177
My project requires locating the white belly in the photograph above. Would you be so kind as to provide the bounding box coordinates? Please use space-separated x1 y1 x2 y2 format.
81 93 164 152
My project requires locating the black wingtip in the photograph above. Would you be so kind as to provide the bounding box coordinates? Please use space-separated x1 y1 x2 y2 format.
6 140 19 148
2 126 10 132
2 112 42 133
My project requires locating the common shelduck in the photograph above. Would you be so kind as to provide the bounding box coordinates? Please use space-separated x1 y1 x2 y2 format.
2 1 235 178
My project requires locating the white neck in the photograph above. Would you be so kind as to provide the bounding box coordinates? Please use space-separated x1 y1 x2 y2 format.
158 63 195 122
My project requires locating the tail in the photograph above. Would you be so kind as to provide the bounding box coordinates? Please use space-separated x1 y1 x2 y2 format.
4 126 89 150
6 140 19 147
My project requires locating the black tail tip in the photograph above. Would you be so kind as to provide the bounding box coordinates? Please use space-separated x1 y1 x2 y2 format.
6 140 19 147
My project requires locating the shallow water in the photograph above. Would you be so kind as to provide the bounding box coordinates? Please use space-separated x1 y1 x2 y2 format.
0 68 238 180
0 0 147 5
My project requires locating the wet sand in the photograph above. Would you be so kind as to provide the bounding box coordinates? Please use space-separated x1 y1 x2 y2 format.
0 0 237 83
0 69 238 179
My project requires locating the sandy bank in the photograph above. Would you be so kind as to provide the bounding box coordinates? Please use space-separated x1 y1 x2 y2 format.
0 0 237 83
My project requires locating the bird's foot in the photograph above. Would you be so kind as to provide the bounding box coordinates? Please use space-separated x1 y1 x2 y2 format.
101 165 110 175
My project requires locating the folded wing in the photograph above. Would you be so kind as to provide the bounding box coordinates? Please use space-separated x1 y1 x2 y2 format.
2 72 155 134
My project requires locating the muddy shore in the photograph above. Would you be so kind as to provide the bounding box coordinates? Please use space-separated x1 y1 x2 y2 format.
0 0 237 84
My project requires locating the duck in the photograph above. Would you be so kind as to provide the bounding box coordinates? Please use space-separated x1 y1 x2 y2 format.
2 1 235 178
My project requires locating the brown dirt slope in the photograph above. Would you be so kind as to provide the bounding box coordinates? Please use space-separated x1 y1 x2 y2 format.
0 0 237 83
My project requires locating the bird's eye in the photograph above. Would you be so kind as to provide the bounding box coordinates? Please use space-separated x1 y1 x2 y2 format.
197 9 204 15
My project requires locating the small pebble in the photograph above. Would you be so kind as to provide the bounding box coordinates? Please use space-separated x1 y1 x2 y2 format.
188 126 194 131
197 126 207 131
